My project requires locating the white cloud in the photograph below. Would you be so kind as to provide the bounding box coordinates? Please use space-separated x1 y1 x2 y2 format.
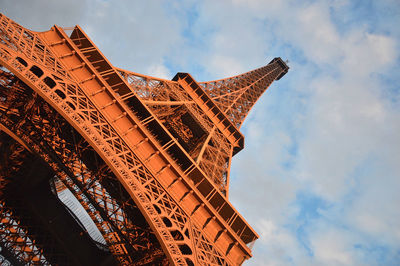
250 219 309 266
208 55 245 77
146 62 172 79
310 227 357 266
1 1 399 265
224 1 400 265
0 0 88 30
80 0 184 74
1 0 186 74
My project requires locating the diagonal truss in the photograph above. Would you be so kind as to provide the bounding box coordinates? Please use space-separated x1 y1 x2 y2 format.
199 59 288 129
0 13 288 265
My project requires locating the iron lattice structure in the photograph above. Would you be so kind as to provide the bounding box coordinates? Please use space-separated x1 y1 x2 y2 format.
0 14 288 265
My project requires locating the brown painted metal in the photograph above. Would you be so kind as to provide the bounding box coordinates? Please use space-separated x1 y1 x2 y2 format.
0 13 288 265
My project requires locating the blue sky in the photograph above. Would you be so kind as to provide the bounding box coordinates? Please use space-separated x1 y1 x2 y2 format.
2 0 400 265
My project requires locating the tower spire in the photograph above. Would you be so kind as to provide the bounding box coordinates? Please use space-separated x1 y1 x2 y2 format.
0 12 289 265
199 58 289 128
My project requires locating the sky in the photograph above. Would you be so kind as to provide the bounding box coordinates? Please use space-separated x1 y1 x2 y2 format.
1 0 400 265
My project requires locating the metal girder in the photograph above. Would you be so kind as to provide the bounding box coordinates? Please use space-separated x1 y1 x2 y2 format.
0 12 288 265
0 69 167 265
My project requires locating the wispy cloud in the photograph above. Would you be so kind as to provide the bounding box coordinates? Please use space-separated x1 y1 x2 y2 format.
1 0 399 265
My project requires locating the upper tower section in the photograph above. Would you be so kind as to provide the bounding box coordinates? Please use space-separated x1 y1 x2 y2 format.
117 59 288 194
199 58 289 129
0 12 288 194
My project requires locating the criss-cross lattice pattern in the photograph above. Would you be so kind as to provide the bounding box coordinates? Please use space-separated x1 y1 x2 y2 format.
0 200 52 265
0 36 232 265
0 15 69 79
0 130 52 265
0 13 276 265
199 60 288 128
118 70 233 194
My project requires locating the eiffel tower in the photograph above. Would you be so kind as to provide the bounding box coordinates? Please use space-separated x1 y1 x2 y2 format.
0 14 288 265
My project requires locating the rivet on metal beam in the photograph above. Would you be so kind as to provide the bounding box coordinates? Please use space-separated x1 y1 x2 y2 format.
132 137 148 149
156 164 170 176
123 124 138 136
225 241 239 256
100 99 116 110
144 151 159 163
50 39 66 47
91 86 106 96
80 74 96 84
68 62 85 72
168 177 182 189
60 50 76 59
191 203 205 216
179 190 193 202
202 216 216 229
214 229 227 242
112 112 127 123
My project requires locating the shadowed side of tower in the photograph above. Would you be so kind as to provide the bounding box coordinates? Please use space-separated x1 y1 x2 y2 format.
0 13 288 265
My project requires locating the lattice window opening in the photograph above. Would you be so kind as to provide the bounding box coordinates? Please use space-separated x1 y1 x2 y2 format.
27 93 169 262
0 117 169 266
159 106 208 156
121 74 172 100
119 72 216 139
0 21 268 264
140 103 213 166
21 141 131 262
149 88 214 139
0 24 67 78
0 94 130 262
0 201 52 265
0 252 13 266
50 177 108 246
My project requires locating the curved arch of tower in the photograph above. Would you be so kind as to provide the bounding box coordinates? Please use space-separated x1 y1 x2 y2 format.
0 14 288 265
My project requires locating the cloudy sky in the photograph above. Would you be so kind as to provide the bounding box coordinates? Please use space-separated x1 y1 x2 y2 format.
2 0 400 265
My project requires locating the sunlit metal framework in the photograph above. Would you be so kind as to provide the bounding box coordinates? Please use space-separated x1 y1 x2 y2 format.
0 14 288 265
